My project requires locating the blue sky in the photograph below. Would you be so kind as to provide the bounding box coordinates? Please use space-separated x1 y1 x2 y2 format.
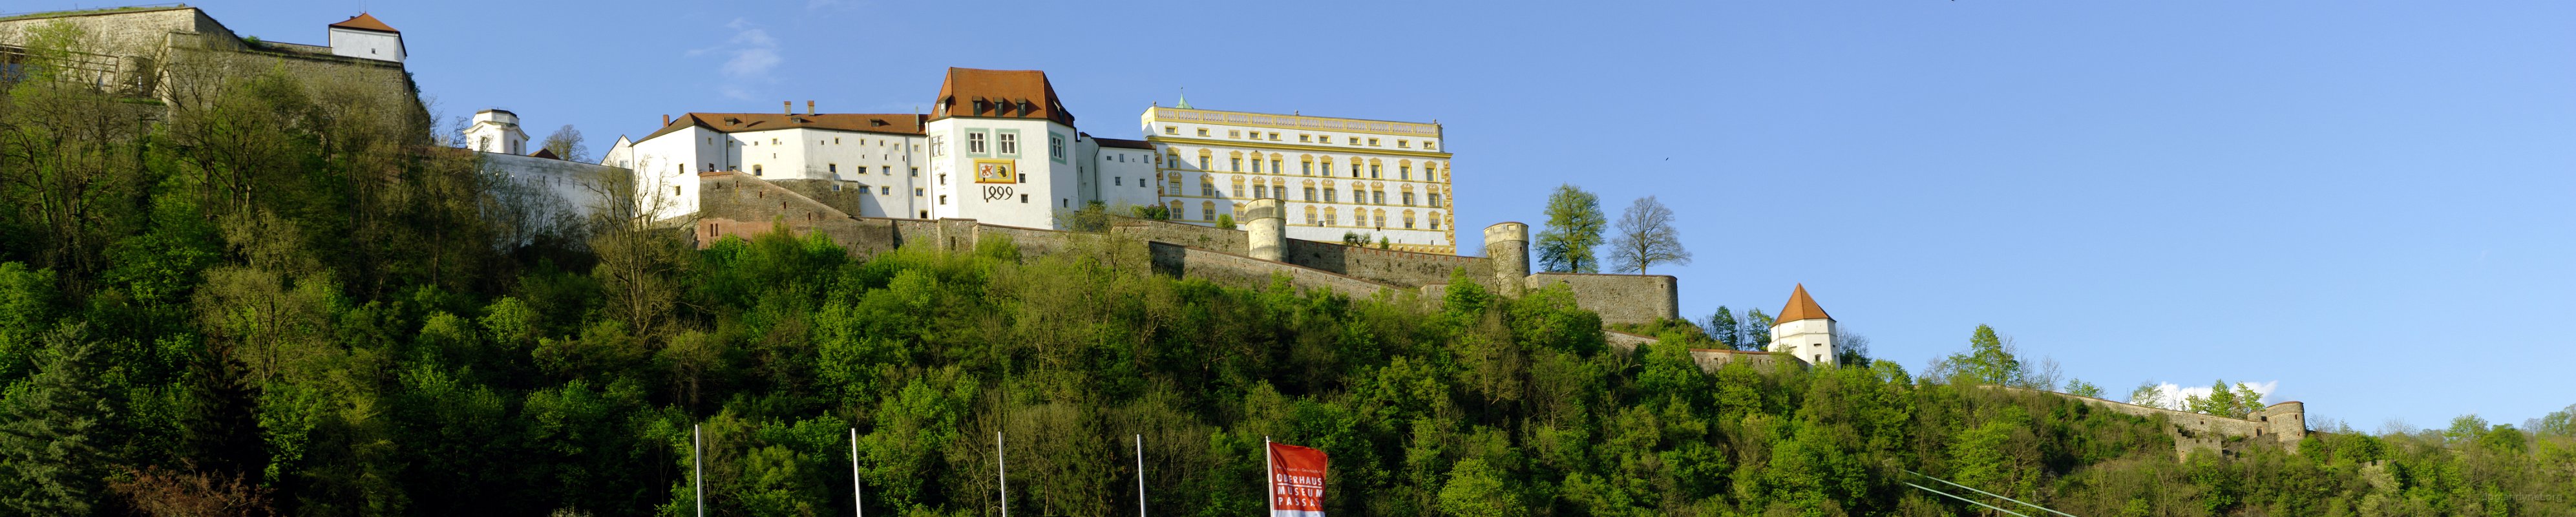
34 0 2572 430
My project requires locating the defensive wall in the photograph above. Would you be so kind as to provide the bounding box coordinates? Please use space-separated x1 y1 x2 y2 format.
1603 331 1805 372
1999 386 2309 459
0 6 419 123
692 172 1684 325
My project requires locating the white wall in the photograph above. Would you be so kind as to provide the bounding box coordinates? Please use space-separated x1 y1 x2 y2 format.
326 27 402 63
925 117 1073 229
1770 319 1836 366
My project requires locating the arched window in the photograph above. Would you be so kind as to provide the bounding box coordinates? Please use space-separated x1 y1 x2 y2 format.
1373 209 1387 228
1324 207 1338 226
1230 176 1247 198
1403 209 1417 229
1168 200 1183 216
1199 174 1215 196
1201 201 1216 221
1167 173 1183 195
1430 211 1443 230
1304 206 1317 226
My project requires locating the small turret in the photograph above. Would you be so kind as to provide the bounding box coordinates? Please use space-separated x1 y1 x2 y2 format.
1483 222 1528 295
464 109 529 154
1769 284 1837 366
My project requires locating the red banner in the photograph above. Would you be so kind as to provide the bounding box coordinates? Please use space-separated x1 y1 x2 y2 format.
1267 441 1329 517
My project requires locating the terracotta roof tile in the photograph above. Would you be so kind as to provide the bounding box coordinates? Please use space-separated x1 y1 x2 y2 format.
1774 284 1831 325
931 67 1073 125
640 112 929 142
1090 136 1152 149
330 13 398 34
530 148 558 160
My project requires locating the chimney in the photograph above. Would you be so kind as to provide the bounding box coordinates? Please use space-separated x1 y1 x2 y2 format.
806 100 816 116
784 101 792 115
662 114 671 126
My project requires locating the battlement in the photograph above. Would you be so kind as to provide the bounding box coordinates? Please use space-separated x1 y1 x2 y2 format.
693 172 1683 325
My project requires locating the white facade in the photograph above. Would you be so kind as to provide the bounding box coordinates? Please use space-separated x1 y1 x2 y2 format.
1771 318 1835 366
603 70 1458 244
326 26 403 63
465 109 529 155
1139 107 1456 254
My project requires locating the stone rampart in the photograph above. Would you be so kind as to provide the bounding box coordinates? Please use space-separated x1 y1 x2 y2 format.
1282 239 1490 288
1108 216 1245 251
2006 387 2309 459
1526 273 1680 326
1148 242 1395 299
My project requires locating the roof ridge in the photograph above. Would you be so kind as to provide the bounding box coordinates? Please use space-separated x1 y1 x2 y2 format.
1775 284 1831 324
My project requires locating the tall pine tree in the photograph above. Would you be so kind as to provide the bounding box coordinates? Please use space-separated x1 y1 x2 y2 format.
0 323 116 516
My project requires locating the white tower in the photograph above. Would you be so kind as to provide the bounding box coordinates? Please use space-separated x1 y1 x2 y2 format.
465 109 530 155
326 14 405 63
1769 284 1837 366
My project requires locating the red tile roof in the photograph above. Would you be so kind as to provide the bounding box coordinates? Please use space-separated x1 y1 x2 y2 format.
1774 284 1832 324
330 13 398 34
931 68 1073 125
641 112 929 142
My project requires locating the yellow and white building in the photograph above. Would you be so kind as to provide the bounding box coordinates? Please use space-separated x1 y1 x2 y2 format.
1140 103 1456 254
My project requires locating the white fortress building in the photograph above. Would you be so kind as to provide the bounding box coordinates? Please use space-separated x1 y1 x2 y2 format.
1769 284 1837 366
601 68 1453 252
1141 101 1455 253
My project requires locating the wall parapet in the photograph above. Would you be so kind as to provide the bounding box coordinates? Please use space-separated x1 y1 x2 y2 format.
2000 386 2309 459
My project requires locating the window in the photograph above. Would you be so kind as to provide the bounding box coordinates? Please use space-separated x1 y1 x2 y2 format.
1325 207 1338 226
1271 159 1282 174
1399 165 1409 180
1231 182 1244 198
883 166 892 175
1165 126 1177 134
1304 187 1317 200
1351 164 1361 177
1231 158 1242 172
1254 185 1268 198
939 195 949 205
881 186 891 195
1062 198 1068 207
753 165 763 176
1300 134 1311 142
829 164 839 173
1348 137 1359 145
1199 156 1211 169
1020 194 1028 204
1373 191 1386 204
939 174 947 185
1351 187 1363 203
1356 211 1368 227
914 188 924 196
1424 141 1437 150
1197 128 1210 136
1201 201 1215 220
931 136 946 156
1268 132 1280 140
1302 162 1313 175
1429 193 1442 207
997 132 1017 155
1397 140 1409 148
910 167 919 176
1050 134 1065 160
967 132 987 154
836 138 841 144
1115 176 1123 186
1367 138 1380 146
1199 176 1214 195
1305 211 1316 225
1324 189 1337 202
1228 130 1240 138
672 186 681 195
1251 158 1261 173
1403 193 1415 206
1430 213 1441 229
1369 165 1380 178
1404 212 1416 229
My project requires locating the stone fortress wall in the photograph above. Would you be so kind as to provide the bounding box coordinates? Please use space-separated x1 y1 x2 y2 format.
0 6 418 125
1998 386 2310 459
692 171 1682 325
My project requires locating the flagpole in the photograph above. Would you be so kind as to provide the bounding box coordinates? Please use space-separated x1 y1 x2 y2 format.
850 427 863 517
1134 434 1146 517
1262 436 1274 516
997 430 1008 517
693 424 705 517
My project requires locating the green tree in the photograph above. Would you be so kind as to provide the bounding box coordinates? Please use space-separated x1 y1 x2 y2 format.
1607 195 1691 274
1938 324 2021 385
2065 378 2104 399
1744 308 1774 351
1704 306 1740 350
1435 459 1526 517
1534 184 1604 273
0 324 114 516
540 124 587 162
